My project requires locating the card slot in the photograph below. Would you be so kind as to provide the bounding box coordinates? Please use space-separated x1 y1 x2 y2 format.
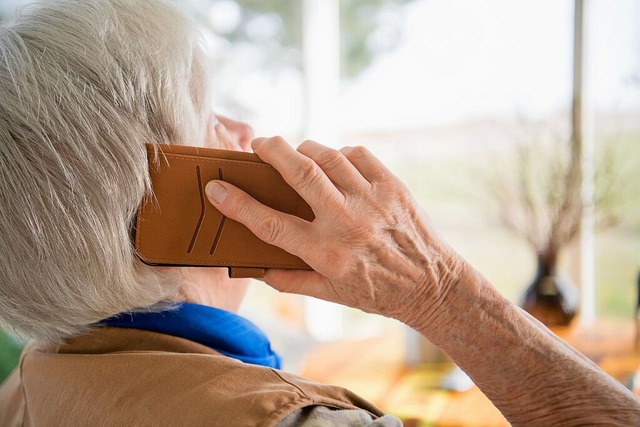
187 165 206 254
136 147 313 271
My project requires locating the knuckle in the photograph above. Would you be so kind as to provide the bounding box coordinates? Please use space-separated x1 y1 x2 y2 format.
292 159 322 187
224 189 250 216
316 149 344 171
270 135 287 145
221 190 289 247
255 214 285 244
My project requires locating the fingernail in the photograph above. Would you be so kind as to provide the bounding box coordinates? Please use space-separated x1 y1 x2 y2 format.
206 181 227 204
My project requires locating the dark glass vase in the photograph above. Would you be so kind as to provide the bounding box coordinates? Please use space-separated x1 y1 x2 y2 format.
521 255 580 328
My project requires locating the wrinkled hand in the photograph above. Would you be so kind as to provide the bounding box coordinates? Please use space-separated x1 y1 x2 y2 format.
205 137 462 323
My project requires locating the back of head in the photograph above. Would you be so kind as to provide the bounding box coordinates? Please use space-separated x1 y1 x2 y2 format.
0 0 210 341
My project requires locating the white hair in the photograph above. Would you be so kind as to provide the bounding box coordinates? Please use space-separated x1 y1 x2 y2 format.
0 0 211 341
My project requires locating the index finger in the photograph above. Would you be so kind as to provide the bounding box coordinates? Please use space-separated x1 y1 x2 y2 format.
251 136 344 207
340 145 392 183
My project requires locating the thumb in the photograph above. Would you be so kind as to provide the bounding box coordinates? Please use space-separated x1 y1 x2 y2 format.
205 180 312 259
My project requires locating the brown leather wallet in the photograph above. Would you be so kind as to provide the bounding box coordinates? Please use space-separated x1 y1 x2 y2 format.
134 143 314 278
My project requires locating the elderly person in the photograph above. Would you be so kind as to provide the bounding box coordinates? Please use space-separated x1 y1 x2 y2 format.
0 0 639 426
0 1 393 425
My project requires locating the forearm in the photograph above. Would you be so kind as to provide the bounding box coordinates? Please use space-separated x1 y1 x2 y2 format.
405 260 640 426
207 137 640 425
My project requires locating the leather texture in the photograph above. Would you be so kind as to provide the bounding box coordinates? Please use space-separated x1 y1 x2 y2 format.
134 144 314 277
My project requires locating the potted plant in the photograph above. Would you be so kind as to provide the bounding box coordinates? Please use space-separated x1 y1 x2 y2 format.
487 120 624 328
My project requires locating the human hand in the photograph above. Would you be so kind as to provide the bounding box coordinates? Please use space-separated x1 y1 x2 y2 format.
206 114 254 151
205 137 463 324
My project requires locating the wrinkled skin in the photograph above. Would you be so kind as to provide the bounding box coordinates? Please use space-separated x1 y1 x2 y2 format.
205 136 640 426
208 136 459 321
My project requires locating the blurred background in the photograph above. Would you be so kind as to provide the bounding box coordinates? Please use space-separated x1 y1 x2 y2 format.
1 0 639 424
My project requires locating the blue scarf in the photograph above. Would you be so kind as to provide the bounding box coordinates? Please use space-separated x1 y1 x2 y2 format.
101 302 281 369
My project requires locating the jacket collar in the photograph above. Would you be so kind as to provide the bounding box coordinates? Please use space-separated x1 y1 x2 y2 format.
99 302 281 369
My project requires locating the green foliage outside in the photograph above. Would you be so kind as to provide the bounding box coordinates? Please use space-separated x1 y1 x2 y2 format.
0 330 23 385
340 0 413 77
191 0 414 78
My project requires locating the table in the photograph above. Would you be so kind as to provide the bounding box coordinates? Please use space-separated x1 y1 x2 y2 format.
301 319 640 426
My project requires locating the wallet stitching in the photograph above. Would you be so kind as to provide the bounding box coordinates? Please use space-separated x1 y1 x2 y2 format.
153 153 272 169
136 154 308 269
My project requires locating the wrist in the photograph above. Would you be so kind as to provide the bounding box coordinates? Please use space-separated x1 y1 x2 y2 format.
399 243 466 334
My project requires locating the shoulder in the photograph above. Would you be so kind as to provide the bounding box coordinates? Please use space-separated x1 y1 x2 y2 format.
21 333 384 426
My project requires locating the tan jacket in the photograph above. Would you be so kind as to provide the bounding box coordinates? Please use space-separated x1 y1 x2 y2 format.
0 327 384 426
